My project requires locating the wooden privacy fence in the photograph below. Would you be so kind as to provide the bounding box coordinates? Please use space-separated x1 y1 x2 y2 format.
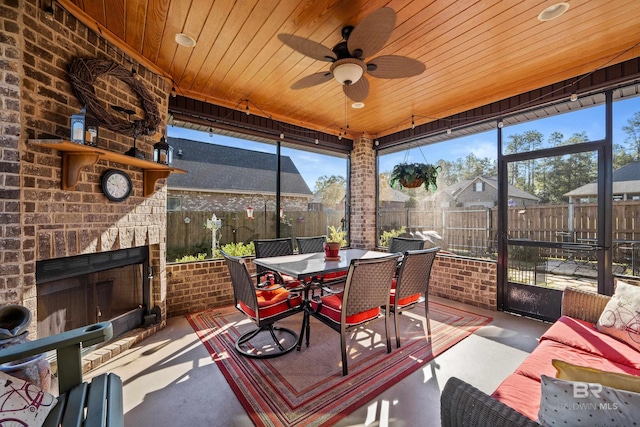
167 210 345 251
379 201 640 256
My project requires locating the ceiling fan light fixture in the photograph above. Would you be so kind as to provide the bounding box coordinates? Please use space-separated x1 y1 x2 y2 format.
537 3 569 21
330 58 365 85
175 33 197 48
351 102 365 109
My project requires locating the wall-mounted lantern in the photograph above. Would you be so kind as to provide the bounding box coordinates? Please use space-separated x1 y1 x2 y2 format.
70 107 99 146
153 134 174 165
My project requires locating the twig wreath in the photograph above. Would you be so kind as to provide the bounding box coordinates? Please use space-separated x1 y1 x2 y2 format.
67 58 160 137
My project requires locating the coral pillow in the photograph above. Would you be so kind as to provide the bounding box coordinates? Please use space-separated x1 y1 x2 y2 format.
597 280 640 352
0 371 57 426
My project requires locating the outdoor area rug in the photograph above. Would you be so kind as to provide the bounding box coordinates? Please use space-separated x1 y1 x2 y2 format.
187 301 492 427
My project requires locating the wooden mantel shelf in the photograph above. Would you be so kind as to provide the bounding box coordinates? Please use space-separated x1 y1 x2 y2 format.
30 139 187 197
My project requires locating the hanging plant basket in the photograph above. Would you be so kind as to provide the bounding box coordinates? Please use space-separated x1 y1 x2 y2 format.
400 178 424 188
389 162 441 192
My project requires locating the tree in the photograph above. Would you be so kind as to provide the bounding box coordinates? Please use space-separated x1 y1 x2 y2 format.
314 175 345 209
451 153 497 180
543 132 596 202
622 111 640 161
505 131 543 194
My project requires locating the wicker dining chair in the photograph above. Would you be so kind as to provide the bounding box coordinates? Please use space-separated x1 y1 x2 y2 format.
296 235 326 254
310 255 400 375
391 247 440 348
388 236 425 253
253 237 299 286
222 250 303 359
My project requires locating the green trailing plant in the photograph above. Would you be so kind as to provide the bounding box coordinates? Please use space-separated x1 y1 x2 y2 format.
378 226 407 247
389 162 441 191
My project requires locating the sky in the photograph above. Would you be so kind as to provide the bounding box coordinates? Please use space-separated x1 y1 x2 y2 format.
168 96 640 189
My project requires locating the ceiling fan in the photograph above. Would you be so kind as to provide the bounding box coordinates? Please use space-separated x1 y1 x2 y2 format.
278 7 425 102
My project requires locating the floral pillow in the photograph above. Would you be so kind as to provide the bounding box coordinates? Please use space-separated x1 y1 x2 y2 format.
0 371 57 426
596 279 640 352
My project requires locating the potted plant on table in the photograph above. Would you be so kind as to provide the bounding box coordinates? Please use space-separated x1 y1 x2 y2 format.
389 162 442 191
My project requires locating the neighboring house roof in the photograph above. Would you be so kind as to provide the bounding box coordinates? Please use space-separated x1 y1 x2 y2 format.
167 138 312 196
383 187 411 203
564 161 640 197
437 176 540 201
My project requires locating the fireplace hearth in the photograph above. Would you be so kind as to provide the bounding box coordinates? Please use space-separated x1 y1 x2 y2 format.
36 247 153 339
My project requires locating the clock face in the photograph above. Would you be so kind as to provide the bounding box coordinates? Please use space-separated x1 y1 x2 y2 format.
101 169 132 202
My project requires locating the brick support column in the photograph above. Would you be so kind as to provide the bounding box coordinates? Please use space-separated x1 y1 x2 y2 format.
0 0 25 305
349 135 376 249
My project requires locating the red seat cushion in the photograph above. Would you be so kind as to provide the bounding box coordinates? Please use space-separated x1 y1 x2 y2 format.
322 271 348 280
310 294 379 326
389 289 420 308
515 339 640 382
238 286 301 320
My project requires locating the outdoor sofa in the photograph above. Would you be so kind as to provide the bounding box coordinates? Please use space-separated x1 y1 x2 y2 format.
441 283 640 426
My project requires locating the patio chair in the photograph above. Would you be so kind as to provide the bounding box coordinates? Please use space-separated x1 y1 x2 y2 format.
296 235 326 254
391 247 440 348
253 237 300 287
388 236 425 253
310 255 400 375
222 250 303 359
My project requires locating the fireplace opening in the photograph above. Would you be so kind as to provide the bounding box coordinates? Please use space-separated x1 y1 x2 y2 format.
36 247 152 339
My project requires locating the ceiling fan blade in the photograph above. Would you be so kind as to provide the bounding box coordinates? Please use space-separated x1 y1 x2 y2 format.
291 72 333 90
343 76 369 102
278 34 337 62
347 8 396 59
367 55 426 79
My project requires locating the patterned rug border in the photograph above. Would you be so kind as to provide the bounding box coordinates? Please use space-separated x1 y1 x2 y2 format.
187 301 492 426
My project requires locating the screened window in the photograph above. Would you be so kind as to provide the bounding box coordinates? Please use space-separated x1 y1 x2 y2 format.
165 126 348 260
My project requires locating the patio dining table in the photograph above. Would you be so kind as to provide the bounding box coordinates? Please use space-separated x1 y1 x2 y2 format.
253 248 393 350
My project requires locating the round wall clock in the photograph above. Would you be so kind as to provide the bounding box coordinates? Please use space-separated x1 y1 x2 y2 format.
101 169 132 202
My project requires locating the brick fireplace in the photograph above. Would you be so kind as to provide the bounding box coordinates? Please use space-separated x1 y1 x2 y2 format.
1 2 170 339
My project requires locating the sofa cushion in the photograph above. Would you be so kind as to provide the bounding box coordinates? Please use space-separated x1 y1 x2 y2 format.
540 315 640 371
553 359 640 393
597 279 640 352
515 339 640 382
491 372 541 421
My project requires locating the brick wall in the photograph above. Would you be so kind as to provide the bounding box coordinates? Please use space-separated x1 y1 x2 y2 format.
350 135 376 249
165 253 496 317
1 1 171 333
165 258 256 317
0 0 23 302
430 254 497 310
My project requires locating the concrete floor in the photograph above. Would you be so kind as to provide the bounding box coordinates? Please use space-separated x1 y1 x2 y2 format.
86 296 551 426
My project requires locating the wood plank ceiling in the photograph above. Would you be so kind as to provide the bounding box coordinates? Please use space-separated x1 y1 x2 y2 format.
58 0 640 140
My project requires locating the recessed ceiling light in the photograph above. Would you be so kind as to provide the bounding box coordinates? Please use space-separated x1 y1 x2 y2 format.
538 2 570 21
351 102 365 109
175 33 197 48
